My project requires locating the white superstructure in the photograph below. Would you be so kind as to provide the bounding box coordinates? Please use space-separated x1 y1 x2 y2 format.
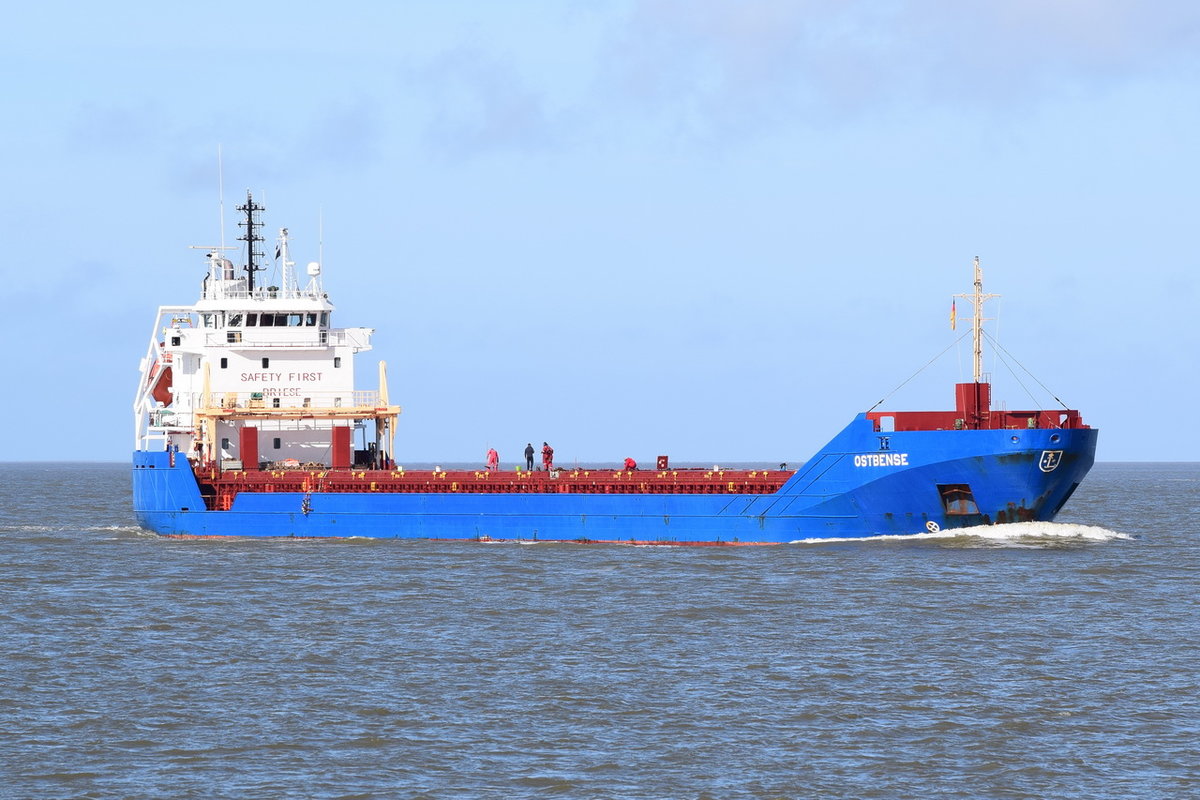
133 193 400 469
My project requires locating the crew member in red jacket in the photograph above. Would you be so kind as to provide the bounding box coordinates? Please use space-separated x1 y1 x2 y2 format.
541 442 554 471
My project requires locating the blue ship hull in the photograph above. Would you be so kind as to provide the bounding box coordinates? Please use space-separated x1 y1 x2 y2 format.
132 415 1098 543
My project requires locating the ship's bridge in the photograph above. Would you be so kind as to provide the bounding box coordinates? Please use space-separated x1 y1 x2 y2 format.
192 291 348 350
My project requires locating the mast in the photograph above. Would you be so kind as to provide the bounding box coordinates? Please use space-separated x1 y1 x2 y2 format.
278 227 296 296
955 256 999 383
237 191 265 292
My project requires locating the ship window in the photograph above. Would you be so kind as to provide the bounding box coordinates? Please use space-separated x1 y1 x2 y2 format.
878 416 895 433
246 313 257 327
320 312 329 327
306 313 317 326
227 331 241 344
272 398 281 408
202 313 215 328
228 313 243 327
262 357 270 368
220 357 228 369
288 313 303 327
260 314 275 327
334 397 342 407
221 437 230 451
273 437 281 449
303 398 311 407
938 484 980 516
170 336 181 347
334 357 342 368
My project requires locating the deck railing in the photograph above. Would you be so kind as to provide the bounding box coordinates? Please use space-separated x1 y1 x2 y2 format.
201 329 365 348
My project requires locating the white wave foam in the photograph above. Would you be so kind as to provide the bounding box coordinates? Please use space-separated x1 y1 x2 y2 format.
468 537 542 544
792 521 1131 545
959 521 1130 541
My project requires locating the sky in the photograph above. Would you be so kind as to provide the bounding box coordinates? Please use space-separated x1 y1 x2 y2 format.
2 0 1198 463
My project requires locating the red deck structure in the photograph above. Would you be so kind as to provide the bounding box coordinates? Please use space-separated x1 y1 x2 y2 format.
866 382 1088 433
197 466 792 511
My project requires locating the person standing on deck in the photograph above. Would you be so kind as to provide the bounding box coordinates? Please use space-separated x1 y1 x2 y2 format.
524 443 535 471
486 447 499 472
542 442 554 471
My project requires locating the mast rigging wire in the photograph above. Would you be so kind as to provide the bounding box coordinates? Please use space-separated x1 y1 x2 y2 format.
867 331 970 413
982 330 1071 410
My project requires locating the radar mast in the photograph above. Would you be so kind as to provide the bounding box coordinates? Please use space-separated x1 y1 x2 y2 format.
236 191 265 292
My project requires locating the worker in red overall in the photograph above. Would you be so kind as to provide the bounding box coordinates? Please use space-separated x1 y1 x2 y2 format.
624 457 637 471
486 448 499 471
542 442 554 471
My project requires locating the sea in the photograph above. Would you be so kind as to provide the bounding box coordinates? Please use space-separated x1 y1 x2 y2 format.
0 461 1196 800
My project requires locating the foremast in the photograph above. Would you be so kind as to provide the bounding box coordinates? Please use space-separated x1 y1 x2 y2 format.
953 255 999 383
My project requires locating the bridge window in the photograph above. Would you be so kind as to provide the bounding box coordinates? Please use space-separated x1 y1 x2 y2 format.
306 313 317 326
255 313 302 327
228 313 243 327
938 484 980 516
246 313 257 327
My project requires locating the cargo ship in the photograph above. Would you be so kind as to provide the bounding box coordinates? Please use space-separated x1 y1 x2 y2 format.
132 195 1097 542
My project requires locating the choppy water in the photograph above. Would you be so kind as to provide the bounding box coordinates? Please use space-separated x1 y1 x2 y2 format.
0 462 1197 799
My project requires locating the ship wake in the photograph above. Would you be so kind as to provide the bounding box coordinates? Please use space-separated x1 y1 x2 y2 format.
794 521 1131 546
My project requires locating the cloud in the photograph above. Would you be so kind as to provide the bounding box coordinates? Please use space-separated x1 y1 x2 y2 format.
66 100 174 155
299 99 383 167
598 0 1200 139
411 47 560 157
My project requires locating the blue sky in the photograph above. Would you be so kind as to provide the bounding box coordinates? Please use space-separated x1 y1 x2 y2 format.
3 1 1197 463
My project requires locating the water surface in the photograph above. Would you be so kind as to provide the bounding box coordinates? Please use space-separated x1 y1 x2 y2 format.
0 462 1196 799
